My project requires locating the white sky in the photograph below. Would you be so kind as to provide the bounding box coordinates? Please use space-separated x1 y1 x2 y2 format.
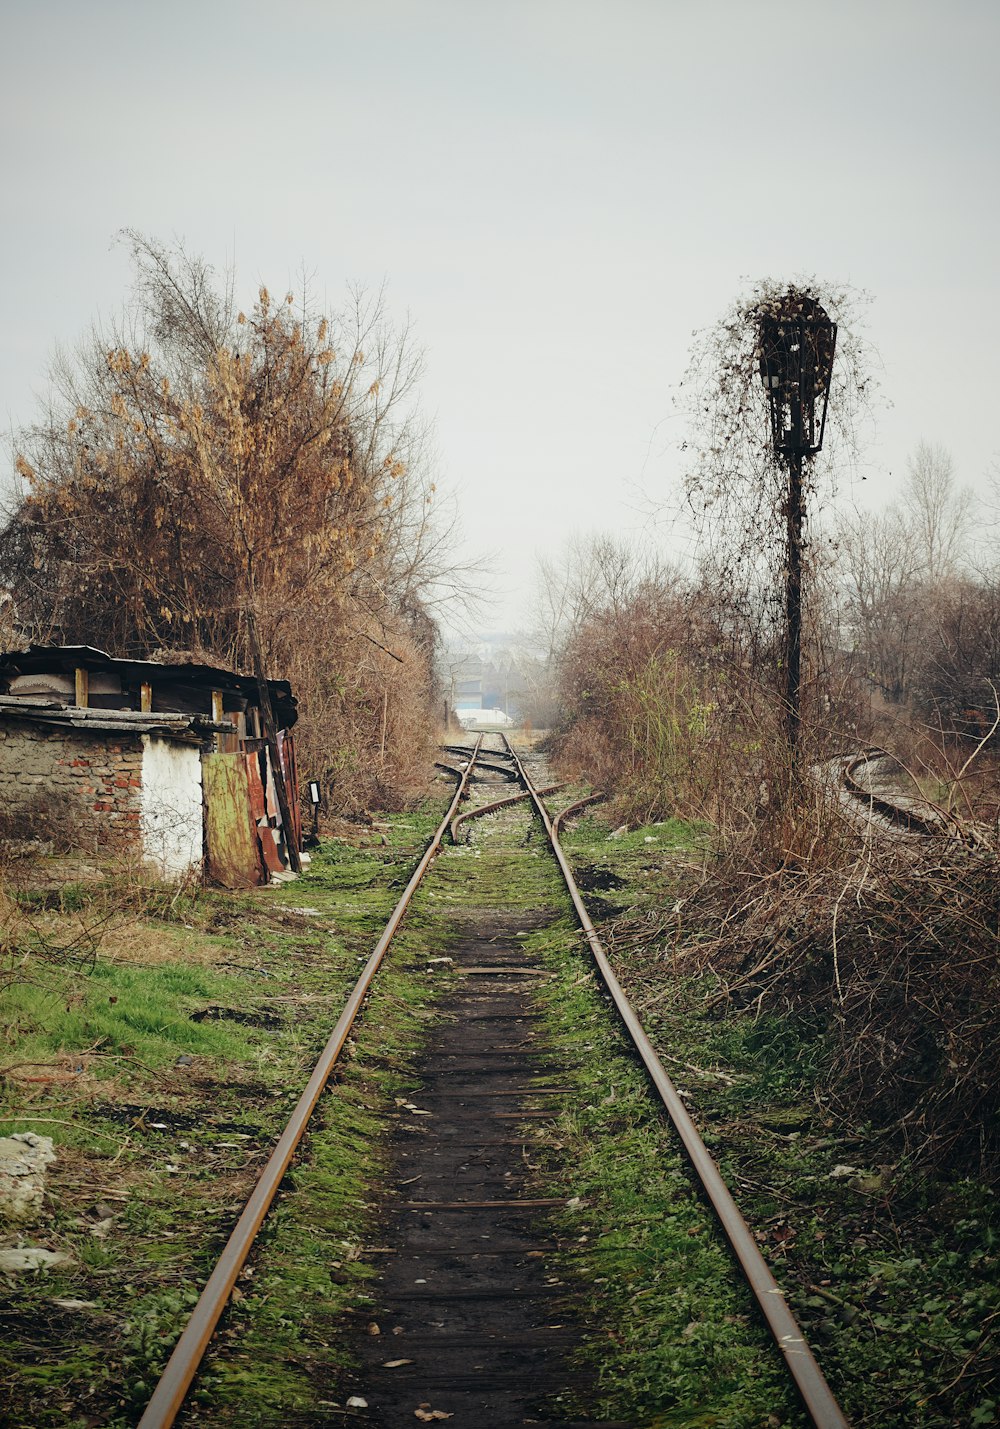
2 0 998 634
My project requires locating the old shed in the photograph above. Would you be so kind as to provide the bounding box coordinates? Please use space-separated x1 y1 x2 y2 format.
0 646 300 884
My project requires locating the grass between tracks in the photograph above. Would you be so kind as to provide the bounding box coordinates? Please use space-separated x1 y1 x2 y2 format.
431 783 808 1427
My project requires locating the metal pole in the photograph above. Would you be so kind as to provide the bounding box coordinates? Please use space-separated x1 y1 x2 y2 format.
785 448 803 754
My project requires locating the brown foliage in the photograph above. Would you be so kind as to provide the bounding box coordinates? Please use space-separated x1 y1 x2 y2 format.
548 533 999 1174
548 539 865 840
673 835 1000 1175
1 236 449 810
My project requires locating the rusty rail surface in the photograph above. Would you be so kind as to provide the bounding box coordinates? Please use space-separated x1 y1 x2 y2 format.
501 735 850 1429
137 737 483 1429
551 791 606 835
140 731 847 1427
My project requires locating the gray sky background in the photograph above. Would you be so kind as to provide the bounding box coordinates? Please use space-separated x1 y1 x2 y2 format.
2 0 997 634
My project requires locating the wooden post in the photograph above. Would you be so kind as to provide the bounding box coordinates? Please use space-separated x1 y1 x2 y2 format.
785 449 803 759
140 682 153 712
245 621 301 874
211 690 225 753
74 668 89 708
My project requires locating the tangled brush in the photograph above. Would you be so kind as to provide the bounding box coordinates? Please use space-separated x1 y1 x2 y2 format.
640 829 1000 1176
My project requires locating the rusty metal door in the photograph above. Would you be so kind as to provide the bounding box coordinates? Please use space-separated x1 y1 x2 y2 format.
202 753 263 888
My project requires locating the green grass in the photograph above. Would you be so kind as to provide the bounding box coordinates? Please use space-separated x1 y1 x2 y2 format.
0 799 454 1428
9 768 996 1427
190 953 440 1423
555 802 1000 1428
522 922 805 1427
4 960 269 1070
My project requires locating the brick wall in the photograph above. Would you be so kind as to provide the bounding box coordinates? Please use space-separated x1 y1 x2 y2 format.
0 721 144 852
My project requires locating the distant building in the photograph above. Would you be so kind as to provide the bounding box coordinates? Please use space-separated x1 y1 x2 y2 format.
457 708 515 730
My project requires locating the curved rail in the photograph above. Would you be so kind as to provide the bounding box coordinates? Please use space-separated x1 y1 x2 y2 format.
842 748 945 836
449 781 566 843
552 791 606 835
138 737 483 1429
501 735 849 1429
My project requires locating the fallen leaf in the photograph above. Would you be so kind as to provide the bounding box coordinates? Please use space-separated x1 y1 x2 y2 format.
383 1358 413 1368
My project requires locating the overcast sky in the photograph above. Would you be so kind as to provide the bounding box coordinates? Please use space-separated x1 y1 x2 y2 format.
2 0 997 635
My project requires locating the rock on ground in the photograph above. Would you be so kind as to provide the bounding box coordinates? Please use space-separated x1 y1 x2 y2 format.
0 1132 57 1224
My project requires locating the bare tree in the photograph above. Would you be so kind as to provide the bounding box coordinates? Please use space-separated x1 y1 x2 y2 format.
837 507 923 703
900 440 973 582
678 279 875 750
0 234 462 813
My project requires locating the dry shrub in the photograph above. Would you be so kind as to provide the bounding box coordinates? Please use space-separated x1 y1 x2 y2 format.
281 605 438 814
0 872 101 994
671 826 1000 1175
550 560 866 844
551 575 737 824
552 570 1000 1174
1 235 456 820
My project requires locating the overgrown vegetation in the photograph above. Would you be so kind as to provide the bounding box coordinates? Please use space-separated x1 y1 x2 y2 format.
0 234 474 811
4 740 998 1425
542 277 1000 1184
555 806 1000 1427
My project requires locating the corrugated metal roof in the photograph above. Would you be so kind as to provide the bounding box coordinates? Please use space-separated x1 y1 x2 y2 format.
0 645 297 728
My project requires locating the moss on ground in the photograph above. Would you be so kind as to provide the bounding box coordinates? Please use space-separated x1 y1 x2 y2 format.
520 926 805 1427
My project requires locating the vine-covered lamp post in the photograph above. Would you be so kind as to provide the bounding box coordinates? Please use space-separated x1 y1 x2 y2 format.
758 293 837 754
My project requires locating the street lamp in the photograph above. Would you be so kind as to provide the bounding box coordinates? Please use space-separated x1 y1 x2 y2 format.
758 293 837 753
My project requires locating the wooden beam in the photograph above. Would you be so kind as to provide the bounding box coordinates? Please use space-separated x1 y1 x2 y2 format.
74 667 89 708
140 682 153 712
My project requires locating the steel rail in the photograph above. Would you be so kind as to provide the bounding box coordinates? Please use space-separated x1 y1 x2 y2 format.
842 748 947 836
551 792 606 836
469 756 521 781
435 758 468 777
449 781 567 843
501 735 850 1429
137 736 483 1429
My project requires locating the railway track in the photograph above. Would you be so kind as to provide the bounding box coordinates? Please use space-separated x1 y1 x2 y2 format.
138 735 849 1429
842 748 950 835
836 749 950 836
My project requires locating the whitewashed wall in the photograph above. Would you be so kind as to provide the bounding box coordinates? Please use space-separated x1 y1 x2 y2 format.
140 736 203 880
